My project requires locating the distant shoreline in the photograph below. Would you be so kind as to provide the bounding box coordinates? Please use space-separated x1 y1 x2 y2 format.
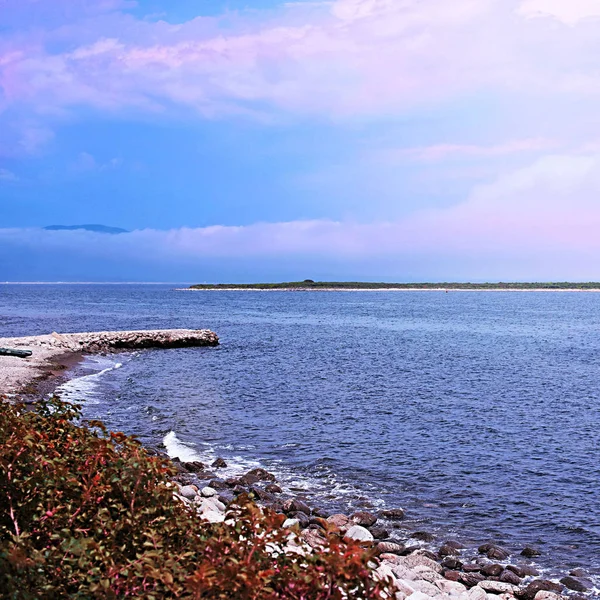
183 284 600 293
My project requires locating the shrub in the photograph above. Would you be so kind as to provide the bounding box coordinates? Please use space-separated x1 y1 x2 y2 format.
0 397 393 599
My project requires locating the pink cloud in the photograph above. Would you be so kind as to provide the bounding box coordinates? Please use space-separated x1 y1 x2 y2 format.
2 0 600 122
3 152 600 278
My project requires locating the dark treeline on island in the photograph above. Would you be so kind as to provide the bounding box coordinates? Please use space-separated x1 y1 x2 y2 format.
189 280 600 290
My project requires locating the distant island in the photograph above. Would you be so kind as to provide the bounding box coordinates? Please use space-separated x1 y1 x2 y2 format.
189 280 600 291
44 224 128 234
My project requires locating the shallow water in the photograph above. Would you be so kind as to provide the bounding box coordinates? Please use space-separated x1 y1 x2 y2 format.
1 284 599 579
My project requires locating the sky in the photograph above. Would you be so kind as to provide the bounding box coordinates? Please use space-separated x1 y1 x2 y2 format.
1 0 600 281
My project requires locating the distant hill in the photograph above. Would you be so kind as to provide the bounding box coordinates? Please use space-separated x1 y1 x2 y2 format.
44 224 129 234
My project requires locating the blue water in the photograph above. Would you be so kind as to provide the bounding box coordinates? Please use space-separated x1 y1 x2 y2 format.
1 284 600 579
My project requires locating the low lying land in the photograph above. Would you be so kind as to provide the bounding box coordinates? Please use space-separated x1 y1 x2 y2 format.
0 329 219 396
188 281 600 291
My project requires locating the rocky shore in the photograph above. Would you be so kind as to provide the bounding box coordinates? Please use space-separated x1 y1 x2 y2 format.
0 329 219 396
168 457 598 600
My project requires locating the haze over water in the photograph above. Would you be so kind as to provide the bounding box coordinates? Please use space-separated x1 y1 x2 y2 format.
2 284 599 580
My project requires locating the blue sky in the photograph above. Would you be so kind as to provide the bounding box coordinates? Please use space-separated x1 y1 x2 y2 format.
2 0 600 281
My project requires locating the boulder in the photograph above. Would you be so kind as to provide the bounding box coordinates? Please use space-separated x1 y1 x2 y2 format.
442 557 463 571
344 525 374 543
462 564 482 573
437 580 467 595
381 508 406 521
459 573 485 588
520 547 541 558
533 593 561 600
569 569 587 578
240 468 276 485
185 461 206 473
211 457 228 469
507 565 538 578
283 498 311 516
481 565 504 578
439 544 460 557
478 581 519 595
200 510 225 523
478 544 510 560
559 576 590 593
283 518 300 529
301 528 326 549
201 486 218 497
410 580 440 596
378 542 406 555
370 525 391 539
290 511 310 528
500 570 521 586
517 580 563 600
351 511 378 527
327 514 352 531
401 554 443 574
179 485 198 500
413 531 435 542
467 588 487 600
444 571 461 582
265 483 282 494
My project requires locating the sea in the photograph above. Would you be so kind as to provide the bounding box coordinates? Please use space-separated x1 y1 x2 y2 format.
1 284 599 584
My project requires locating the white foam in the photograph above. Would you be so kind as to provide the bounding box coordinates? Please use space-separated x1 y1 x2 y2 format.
163 431 204 462
55 358 123 404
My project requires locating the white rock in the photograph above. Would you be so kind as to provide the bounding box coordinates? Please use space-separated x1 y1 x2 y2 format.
534 593 561 600
436 580 467 596
200 510 225 523
478 581 519 595
388 564 418 581
283 518 300 528
406 591 434 600
201 486 218 498
344 525 374 542
401 555 443 574
413 567 444 583
395 580 417 597
375 563 396 582
410 580 440 597
468 587 488 600
199 497 226 514
179 485 198 500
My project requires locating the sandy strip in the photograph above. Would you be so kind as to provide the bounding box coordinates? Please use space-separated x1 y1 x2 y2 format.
0 329 219 397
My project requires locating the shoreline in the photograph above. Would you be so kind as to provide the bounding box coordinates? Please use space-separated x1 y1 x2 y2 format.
179 288 600 293
0 329 219 398
2 333 597 599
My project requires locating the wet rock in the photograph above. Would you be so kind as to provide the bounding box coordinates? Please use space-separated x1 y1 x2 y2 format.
218 491 235 505
211 457 227 469
413 531 436 542
184 461 206 473
380 508 405 520
444 570 461 582
369 525 390 539
517 579 563 600
309 516 328 529
344 525 374 543
481 564 504 578
478 580 520 595
463 564 482 573
520 547 541 558
569 569 588 578
249 487 276 504
479 544 510 560
240 468 276 485
445 540 465 550
311 507 330 518
225 477 241 487
351 511 378 527
208 479 231 490
439 543 460 557
500 570 522 586
282 498 311 516
290 511 311 528
377 541 405 555
265 483 282 494
412 549 439 562
441 557 463 570
559 576 590 593
401 545 422 556
459 573 485 588
507 565 539 577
